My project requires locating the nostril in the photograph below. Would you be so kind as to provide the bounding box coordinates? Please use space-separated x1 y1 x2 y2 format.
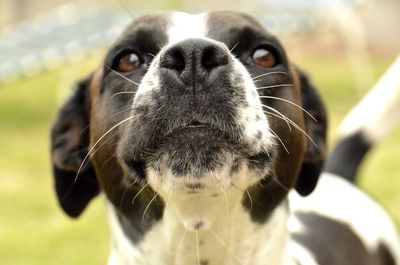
160 48 185 72
202 46 229 71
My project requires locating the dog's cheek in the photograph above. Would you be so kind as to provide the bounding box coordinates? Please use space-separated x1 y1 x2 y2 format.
232 60 275 153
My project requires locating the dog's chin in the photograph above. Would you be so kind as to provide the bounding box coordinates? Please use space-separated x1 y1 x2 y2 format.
122 125 273 191
163 189 244 231
150 126 240 175
124 127 274 231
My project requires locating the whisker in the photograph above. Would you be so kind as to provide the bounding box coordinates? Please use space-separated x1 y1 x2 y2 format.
256 84 294 90
283 117 317 148
87 123 130 172
269 128 290 154
131 183 149 205
142 193 158 222
118 185 130 209
233 183 253 211
117 0 134 18
209 228 243 264
147 52 156 58
259 95 317 122
245 189 253 211
271 177 290 192
111 91 137 99
263 109 318 148
196 231 201 265
81 104 133 134
164 192 173 210
261 104 292 131
230 41 239 53
101 152 118 169
116 175 139 210
74 115 135 183
231 183 244 192
252 71 288 80
223 192 229 217
106 66 140 86
177 229 188 257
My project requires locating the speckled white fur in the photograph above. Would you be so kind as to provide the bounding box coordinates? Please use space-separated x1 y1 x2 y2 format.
232 57 275 154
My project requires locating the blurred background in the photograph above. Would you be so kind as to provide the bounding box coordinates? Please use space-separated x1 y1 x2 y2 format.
0 0 399 264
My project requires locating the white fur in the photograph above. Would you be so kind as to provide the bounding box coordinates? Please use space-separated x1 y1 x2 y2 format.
288 172 400 263
168 12 207 45
340 56 400 143
233 58 276 155
108 197 297 265
147 155 262 196
288 242 319 265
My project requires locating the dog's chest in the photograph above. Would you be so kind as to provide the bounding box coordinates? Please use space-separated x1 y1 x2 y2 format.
108 200 295 265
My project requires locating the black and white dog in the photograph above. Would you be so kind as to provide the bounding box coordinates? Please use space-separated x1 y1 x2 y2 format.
51 11 400 265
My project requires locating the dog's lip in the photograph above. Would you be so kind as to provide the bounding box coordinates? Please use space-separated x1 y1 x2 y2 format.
163 120 231 140
173 121 216 131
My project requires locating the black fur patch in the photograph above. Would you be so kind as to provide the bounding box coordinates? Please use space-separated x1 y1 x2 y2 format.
292 212 372 265
324 131 371 183
51 76 100 218
376 242 396 265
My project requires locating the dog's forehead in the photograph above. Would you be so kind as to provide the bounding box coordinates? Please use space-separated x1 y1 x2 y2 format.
120 11 268 48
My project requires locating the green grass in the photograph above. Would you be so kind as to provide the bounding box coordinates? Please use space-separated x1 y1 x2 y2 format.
0 54 399 264
0 56 109 264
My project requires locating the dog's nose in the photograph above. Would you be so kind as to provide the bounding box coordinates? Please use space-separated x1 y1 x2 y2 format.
159 38 229 86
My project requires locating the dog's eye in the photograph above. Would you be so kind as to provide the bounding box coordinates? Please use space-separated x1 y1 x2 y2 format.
252 48 277 68
117 52 142 72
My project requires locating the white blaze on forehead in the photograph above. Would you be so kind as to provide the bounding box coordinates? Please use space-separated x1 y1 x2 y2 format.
168 12 207 44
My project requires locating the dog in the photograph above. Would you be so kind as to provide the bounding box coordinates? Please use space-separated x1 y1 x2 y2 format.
50 11 400 265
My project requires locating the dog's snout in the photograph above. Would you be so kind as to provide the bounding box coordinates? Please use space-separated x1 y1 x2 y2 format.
159 38 229 84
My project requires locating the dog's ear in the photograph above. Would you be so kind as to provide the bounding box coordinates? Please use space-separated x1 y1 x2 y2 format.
294 68 328 196
51 75 99 218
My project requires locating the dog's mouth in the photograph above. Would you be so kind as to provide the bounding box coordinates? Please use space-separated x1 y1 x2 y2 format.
122 122 274 190
119 107 276 194
163 120 233 140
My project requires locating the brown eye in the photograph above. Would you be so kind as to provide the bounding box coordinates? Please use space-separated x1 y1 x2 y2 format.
252 48 277 68
117 52 142 72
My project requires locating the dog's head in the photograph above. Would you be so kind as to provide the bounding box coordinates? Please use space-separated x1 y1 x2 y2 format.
51 11 327 230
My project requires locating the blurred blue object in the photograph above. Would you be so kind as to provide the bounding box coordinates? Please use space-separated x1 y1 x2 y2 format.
0 0 369 84
260 0 365 10
0 4 130 84
258 0 367 33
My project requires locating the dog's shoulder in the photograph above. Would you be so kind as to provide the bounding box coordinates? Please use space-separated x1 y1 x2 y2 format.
288 173 400 265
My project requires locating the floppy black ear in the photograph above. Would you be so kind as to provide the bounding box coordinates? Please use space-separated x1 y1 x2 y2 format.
294 68 328 196
51 75 99 218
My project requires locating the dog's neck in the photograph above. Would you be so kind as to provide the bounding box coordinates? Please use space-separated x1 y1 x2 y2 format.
107 191 296 265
